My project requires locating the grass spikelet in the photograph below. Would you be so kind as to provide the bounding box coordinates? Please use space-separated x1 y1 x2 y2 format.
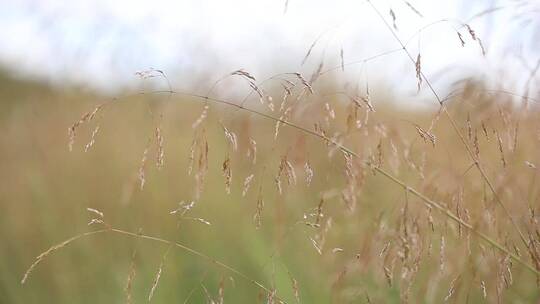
290 72 314 94
340 47 345 71
254 187 264 229
324 102 335 120
155 126 164 169
414 124 436 146
480 280 487 299
457 31 465 47
383 264 393 287
125 249 137 304
465 24 477 40
415 53 422 92
231 69 256 82
304 161 314 186
439 235 446 273
87 207 104 219
444 275 460 302
495 130 506 167
282 155 297 185
84 125 100 152
138 139 152 190
309 236 322 255
221 124 238 151
242 173 254 197
222 156 232 194
389 9 398 30
188 137 196 175
247 138 257 164
332 248 344 254
192 105 209 129
87 207 105 226
376 139 384 169
195 132 209 200
68 103 104 151
275 107 292 140
464 24 486 55
289 274 300 303
473 129 480 159
481 121 490 141
184 217 211 226
148 250 169 302
218 276 225 304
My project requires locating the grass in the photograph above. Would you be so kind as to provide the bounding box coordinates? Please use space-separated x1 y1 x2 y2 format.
2 2 540 303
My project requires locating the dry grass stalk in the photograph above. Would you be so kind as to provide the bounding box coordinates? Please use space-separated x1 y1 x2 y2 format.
21 230 108 285
309 61 324 85
301 38 320 66
403 1 423 17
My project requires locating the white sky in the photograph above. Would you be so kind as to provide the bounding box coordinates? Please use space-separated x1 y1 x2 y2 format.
0 0 539 100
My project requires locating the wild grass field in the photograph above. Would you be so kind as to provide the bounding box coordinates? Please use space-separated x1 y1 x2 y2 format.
1 67 539 303
1 2 540 303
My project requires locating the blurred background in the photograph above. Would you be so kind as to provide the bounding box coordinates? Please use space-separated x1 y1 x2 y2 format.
1 0 540 303
1 0 539 95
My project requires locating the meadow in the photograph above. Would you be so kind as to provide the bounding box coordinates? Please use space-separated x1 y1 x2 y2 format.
2 3 540 303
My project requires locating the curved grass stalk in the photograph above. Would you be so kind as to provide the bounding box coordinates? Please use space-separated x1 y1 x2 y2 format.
22 228 284 302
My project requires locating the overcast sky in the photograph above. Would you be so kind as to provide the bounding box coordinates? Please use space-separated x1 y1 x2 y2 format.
1 0 539 100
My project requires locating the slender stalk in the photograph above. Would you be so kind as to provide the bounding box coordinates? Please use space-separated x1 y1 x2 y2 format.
22 227 283 302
